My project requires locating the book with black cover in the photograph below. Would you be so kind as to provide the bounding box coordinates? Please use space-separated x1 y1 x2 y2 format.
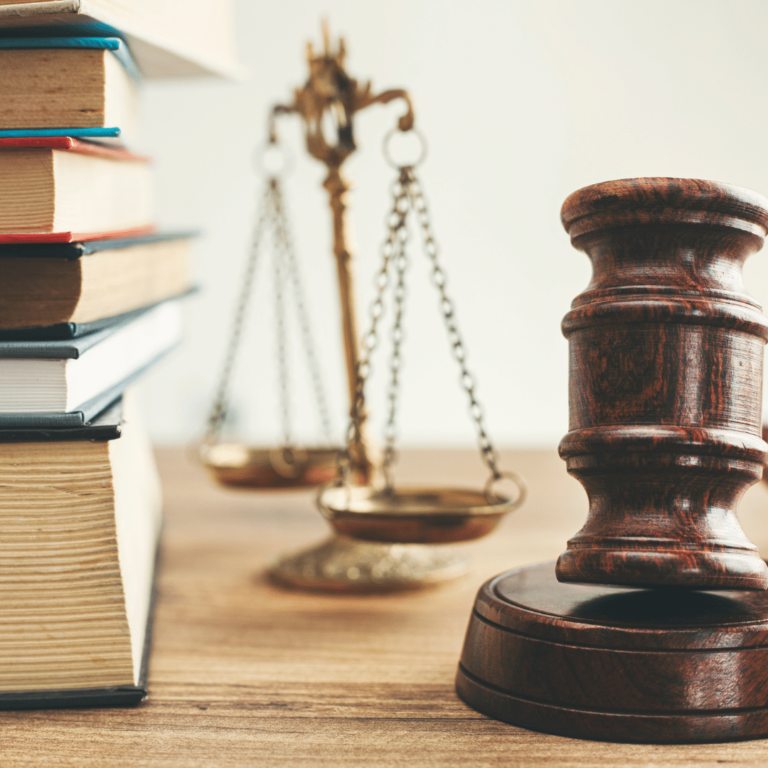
0 320 127 358
0 307 160 343
0 230 196 260
0 396 122 441
0 232 196 333
0 379 139 429
0 299 182 428
0 286 197 341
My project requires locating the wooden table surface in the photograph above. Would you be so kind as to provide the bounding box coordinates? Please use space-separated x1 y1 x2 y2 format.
4 447 768 767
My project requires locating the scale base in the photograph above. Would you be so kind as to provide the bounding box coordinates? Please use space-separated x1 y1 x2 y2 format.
268 534 469 592
457 562 768 744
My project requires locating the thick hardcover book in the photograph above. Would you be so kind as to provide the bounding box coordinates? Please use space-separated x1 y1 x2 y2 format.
0 136 152 241
0 37 139 144
0 393 161 708
0 231 196 332
0 300 182 427
0 570 157 709
0 0 241 80
0 512 159 710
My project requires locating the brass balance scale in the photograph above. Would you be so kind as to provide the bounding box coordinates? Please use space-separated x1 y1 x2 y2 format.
200 24 525 591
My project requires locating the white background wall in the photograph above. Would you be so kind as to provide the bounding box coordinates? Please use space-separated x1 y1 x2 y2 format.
136 0 768 449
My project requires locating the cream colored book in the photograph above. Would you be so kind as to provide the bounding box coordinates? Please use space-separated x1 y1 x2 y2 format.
0 0 241 79
0 136 152 240
0 392 162 707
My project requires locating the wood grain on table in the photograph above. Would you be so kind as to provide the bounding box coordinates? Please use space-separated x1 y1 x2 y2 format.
3 447 768 767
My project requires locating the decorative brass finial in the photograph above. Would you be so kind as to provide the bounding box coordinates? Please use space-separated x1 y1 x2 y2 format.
272 22 414 169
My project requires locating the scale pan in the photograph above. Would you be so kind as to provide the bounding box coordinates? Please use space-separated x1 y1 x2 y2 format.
201 443 341 489
317 485 516 544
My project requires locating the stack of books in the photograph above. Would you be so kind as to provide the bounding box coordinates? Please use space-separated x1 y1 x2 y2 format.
0 4 235 709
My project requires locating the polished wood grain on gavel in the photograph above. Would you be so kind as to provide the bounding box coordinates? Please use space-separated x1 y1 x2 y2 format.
457 178 768 743
557 178 768 590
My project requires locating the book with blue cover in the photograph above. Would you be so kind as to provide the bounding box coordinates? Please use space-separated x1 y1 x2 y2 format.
0 36 140 145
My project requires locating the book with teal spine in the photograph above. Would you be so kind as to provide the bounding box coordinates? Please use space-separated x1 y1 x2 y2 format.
0 36 140 144
0 36 140 78
0 0 241 80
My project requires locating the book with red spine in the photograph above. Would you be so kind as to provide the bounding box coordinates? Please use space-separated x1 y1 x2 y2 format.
0 136 153 242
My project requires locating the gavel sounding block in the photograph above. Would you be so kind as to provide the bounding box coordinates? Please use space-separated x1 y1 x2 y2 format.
457 563 768 743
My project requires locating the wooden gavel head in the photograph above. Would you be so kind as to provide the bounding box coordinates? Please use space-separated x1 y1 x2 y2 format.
558 178 768 590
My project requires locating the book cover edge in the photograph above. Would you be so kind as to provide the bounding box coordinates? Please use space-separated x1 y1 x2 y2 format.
0 226 155 244
0 396 122 441
0 127 121 140
0 135 147 161
0 286 197 340
0 294 186 357
0 230 197 259
0 35 140 81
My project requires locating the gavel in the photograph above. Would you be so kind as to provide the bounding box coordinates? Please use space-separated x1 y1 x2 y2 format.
557 177 768 590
